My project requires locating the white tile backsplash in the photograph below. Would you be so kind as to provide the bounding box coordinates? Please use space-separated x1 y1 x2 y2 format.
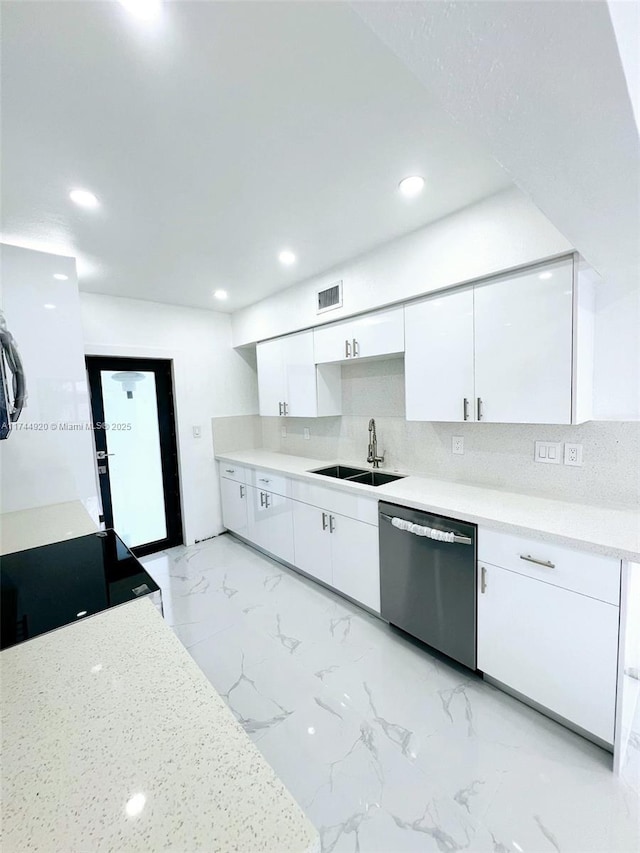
260 359 640 509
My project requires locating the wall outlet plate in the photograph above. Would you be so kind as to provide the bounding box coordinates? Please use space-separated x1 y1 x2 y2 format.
303 428 310 440
281 426 287 438
564 443 583 466
534 441 561 464
452 436 464 455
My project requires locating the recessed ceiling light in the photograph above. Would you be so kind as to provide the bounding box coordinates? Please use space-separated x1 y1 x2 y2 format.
214 289 228 300
69 188 99 209
278 250 296 266
398 175 425 198
539 271 553 280
53 273 68 281
43 303 56 310
125 792 147 818
118 0 163 20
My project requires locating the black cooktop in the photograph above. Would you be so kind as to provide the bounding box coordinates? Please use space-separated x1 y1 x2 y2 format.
0 530 161 650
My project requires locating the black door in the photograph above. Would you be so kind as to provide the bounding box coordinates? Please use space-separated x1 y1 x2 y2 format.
86 356 183 557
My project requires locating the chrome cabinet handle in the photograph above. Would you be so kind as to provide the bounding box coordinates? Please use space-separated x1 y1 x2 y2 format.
258 478 270 483
477 397 483 421
278 402 283 416
283 402 289 416
480 565 487 594
352 338 359 357
259 491 265 507
225 468 235 473
463 398 469 421
345 339 351 358
329 515 336 533
239 485 245 498
520 554 555 569
265 493 271 508
322 512 328 530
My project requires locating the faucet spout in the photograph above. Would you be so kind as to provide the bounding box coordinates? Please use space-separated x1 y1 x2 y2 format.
366 418 384 469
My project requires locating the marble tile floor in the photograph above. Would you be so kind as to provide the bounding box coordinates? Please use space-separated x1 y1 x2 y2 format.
141 535 640 853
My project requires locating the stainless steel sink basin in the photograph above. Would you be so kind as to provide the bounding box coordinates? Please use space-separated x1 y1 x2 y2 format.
309 465 405 487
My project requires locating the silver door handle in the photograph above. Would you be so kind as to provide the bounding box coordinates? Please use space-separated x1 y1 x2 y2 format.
278 402 283 416
322 512 328 530
259 491 265 507
283 402 289 416
96 451 115 460
258 478 270 483
329 515 336 533
520 554 555 569
239 485 245 498
352 338 359 357
345 339 351 358
480 565 487 594
477 397 483 421
265 493 271 508
463 398 469 421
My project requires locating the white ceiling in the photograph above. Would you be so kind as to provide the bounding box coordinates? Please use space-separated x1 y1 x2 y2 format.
0 1 511 312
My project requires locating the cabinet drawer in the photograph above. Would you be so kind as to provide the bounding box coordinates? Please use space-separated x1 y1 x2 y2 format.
291 479 378 525
219 463 247 484
478 528 620 605
248 467 292 498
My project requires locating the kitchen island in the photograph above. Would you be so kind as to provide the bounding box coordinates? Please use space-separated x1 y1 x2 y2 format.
1 595 319 853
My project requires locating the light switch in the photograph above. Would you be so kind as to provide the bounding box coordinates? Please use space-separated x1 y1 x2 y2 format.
192 425 202 439
534 441 561 464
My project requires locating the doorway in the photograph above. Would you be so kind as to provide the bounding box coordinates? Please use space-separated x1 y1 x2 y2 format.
86 356 183 556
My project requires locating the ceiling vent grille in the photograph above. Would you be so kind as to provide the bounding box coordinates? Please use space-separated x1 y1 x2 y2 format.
316 281 343 314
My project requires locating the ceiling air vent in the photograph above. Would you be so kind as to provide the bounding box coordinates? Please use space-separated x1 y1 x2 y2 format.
316 280 343 314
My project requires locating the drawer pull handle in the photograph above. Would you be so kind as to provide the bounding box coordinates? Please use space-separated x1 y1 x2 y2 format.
520 554 555 569
258 478 270 483
225 469 235 473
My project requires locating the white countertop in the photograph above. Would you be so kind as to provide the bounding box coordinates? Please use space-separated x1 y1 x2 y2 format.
216 449 640 561
1 598 319 853
0 500 98 555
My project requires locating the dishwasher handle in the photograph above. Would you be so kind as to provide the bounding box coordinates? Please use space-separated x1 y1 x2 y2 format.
380 512 473 545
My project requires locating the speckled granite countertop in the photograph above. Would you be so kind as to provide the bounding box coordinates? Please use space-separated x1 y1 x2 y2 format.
0 500 98 555
216 450 640 561
1 598 319 853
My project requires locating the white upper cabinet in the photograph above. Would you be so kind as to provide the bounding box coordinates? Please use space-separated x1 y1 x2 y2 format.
405 256 591 424
405 287 475 422
474 258 574 424
257 330 341 417
314 307 404 364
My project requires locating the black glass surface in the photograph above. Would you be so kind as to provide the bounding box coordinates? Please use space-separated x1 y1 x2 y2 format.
0 530 161 650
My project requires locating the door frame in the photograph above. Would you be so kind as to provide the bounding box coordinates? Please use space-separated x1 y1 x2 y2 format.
86 354 184 557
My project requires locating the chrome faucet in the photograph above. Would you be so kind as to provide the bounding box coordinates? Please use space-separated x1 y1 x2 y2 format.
367 418 384 469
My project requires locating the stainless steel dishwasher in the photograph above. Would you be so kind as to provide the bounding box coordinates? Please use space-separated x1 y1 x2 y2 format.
379 502 477 670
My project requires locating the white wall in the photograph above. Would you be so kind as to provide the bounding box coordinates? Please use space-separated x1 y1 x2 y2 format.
0 244 98 515
231 187 572 346
80 293 258 545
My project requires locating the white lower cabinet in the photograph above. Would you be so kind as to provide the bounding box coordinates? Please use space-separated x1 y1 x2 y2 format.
477 562 619 743
292 501 380 612
220 477 248 537
246 485 294 565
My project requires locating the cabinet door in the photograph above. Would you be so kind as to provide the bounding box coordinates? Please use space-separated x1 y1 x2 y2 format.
349 307 404 360
282 331 318 417
292 501 333 585
246 485 271 552
256 338 284 416
477 563 618 743
220 477 248 537
474 259 574 424
405 289 475 422
314 322 352 364
331 514 380 613
265 491 295 564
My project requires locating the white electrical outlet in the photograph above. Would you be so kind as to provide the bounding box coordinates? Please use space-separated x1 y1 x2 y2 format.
452 436 464 455
303 428 310 440
281 426 287 438
564 443 583 466
534 441 562 464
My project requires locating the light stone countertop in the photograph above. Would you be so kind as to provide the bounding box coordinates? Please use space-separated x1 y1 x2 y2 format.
1 597 319 853
216 449 640 561
0 500 98 555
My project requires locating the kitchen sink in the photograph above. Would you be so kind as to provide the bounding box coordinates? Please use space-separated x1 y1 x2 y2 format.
309 465 405 487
